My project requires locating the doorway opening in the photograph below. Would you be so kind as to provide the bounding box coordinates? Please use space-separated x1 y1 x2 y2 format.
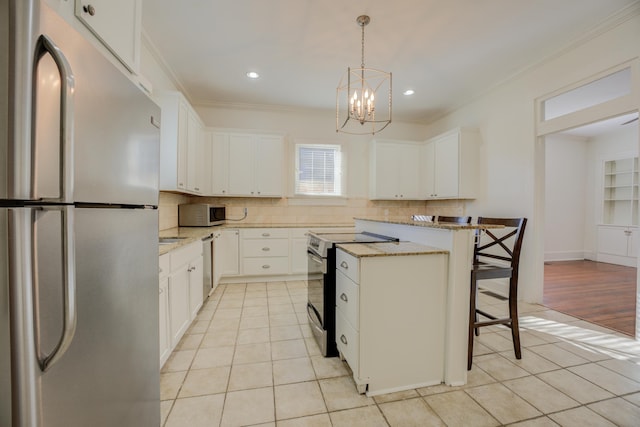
543 112 639 336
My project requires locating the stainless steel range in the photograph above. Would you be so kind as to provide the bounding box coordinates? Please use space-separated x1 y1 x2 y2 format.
307 231 398 356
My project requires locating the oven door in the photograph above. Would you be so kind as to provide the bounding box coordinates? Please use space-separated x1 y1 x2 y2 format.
307 250 327 354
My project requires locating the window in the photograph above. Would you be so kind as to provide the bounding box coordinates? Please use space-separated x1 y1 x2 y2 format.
295 143 343 196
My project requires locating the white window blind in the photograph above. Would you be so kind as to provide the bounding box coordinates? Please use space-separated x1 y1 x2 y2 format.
295 144 342 196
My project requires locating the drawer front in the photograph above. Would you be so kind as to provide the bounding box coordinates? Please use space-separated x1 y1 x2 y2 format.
336 309 359 374
243 238 289 257
241 228 289 239
336 249 359 283
243 257 289 275
336 270 359 330
170 241 202 270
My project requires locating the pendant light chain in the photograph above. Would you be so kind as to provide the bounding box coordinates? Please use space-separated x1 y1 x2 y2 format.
361 20 366 69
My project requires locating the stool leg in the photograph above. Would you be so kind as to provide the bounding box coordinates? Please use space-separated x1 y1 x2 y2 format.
468 272 477 370
509 278 522 360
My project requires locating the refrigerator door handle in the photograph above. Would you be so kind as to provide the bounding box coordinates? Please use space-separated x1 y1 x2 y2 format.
33 35 75 203
34 206 77 372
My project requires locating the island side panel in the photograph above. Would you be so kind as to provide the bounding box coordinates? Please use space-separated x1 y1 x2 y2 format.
444 229 475 385
359 253 448 395
354 218 474 385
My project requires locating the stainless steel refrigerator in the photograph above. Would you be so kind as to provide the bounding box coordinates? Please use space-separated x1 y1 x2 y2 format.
1 1 161 425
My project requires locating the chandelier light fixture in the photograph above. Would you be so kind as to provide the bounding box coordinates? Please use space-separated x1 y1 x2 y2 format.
336 15 392 135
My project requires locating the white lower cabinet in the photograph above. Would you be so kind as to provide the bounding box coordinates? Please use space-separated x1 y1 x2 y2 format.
597 225 639 267
213 229 240 288
188 255 204 319
335 248 447 396
160 241 203 366
240 228 290 276
290 228 309 275
168 263 190 349
159 254 171 366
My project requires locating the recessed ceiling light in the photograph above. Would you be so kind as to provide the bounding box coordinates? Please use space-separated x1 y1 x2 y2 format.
403 89 415 96
246 71 260 79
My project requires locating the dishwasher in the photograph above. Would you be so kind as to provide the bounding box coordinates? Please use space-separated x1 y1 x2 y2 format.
202 233 214 299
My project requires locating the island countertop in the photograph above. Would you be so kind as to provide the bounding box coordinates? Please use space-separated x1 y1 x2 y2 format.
354 217 502 230
336 241 449 257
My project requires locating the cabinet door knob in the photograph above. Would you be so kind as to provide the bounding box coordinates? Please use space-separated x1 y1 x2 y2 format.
262 247 270 251
340 335 348 345
262 264 270 269
340 293 348 302
262 233 271 237
83 4 96 16
340 261 349 269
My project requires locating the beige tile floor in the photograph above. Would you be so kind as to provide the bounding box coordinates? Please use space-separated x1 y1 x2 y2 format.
160 281 640 426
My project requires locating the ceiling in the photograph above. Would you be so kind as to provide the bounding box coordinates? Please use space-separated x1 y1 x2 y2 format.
142 0 639 124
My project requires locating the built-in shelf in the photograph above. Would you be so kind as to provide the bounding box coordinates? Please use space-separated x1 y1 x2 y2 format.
603 157 639 226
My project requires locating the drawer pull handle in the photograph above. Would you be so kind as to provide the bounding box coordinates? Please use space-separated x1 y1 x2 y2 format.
262 265 270 269
262 247 270 251
340 261 348 269
340 293 348 302
262 233 270 237
340 335 348 345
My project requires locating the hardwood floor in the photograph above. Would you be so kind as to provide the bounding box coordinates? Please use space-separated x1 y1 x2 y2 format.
543 260 637 336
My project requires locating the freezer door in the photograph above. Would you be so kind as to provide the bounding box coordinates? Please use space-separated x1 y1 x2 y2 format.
37 5 160 205
4 1 160 205
37 207 160 427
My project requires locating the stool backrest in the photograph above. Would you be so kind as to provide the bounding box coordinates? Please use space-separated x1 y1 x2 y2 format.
474 217 527 271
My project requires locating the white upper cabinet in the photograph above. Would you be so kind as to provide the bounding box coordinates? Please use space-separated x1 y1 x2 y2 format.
210 131 284 197
255 136 285 197
157 92 206 195
210 132 230 195
74 0 141 73
421 128 480 199
228 134 256 195
369 140 421 200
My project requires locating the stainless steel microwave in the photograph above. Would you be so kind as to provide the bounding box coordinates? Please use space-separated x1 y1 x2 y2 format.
178 204 226 226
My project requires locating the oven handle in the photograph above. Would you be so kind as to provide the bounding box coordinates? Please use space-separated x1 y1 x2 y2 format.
307 303 324 331
307 251 327 274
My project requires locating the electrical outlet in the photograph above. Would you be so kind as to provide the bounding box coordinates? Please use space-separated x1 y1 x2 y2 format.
384 209 389 217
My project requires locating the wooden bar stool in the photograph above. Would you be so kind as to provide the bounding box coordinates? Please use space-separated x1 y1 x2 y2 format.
436 215 472 224
468 217 527 370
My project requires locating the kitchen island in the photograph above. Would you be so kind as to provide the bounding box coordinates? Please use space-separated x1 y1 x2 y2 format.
354 217 497 386
334 241 449 396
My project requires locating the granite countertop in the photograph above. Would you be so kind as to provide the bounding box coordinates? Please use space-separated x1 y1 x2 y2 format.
159 227 213 255
354 217 502 230
159 223 354 255
336 241 449 258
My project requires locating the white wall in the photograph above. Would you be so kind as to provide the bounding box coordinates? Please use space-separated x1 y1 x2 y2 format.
422 12 640 302
544 134 589 261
